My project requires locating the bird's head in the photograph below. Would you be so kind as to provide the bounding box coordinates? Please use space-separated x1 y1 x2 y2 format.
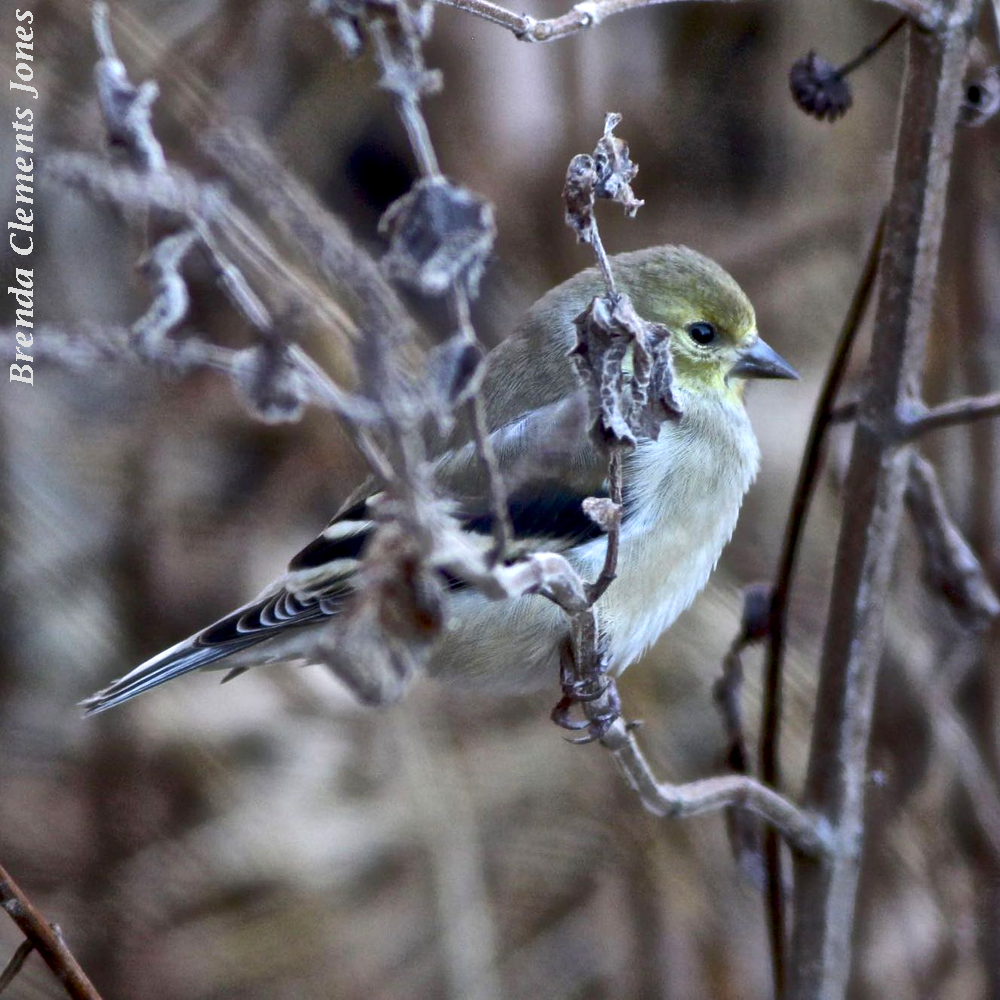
618 245 798 401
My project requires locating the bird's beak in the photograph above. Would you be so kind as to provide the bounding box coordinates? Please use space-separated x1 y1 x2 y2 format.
730 337 799 380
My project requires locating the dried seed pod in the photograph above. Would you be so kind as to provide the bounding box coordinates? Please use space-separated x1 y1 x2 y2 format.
789 52 853 122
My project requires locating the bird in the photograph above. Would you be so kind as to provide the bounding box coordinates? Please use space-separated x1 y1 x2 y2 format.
83 245 797 716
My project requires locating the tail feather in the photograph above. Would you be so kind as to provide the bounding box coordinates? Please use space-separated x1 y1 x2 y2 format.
81 633 263 715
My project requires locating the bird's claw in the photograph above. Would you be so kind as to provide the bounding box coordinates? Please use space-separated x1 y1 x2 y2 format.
550 669 625 742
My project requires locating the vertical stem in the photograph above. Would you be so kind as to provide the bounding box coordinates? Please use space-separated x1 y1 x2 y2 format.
787 10 981 999
759 211 884 995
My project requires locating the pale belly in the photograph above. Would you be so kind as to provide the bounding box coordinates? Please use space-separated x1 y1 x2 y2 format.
429 400 759 693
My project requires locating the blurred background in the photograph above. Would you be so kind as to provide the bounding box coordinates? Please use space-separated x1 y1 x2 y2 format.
2 1 999 997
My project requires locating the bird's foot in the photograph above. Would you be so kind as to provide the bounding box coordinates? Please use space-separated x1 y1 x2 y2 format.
550 668 623 744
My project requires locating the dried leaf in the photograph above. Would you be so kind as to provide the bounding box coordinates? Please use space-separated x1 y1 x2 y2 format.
572 292 682 449
563 113 644 244
591 112 643 216
380 178 496 298
427 334 485 410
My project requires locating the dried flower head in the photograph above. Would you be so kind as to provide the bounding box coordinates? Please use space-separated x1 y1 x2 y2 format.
789 19 905 124
789 52 852 122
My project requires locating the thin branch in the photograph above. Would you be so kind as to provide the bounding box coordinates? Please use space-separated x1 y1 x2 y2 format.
905 453 1000 623
713 629 766 880
593 719 831 858
836 16 908 76
0 864 103 1000
903 390 1000 438
467 394 515 561
759 209 885 995
434 0 753 42
585 449 623 603
0 940 34 994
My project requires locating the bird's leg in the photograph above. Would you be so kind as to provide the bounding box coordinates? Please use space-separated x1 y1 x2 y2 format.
551 640 623 742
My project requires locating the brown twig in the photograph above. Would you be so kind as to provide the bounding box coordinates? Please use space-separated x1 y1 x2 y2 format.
0 864 103 1000
787 9 981 998
758 209 885 995
434 0 749 42
905 453 1000 624
713 630 766 880
596 720 830 857
0 939 34 994
585 449 623 603
903 390 1000 438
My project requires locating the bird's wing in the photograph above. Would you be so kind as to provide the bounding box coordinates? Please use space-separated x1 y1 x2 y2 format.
84 267 617 715
83 414 608 714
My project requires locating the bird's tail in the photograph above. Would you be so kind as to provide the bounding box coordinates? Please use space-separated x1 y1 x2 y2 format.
80 630 263 715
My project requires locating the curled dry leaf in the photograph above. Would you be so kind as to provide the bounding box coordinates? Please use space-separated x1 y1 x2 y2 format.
572 292 681 449
380 178 496 298
591 112 644 215
563 112 644 244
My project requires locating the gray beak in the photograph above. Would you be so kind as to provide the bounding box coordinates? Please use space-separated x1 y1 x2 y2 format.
730 337 799 381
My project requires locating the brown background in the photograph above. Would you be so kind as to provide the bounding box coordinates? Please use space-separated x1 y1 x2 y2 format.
2 1 999 997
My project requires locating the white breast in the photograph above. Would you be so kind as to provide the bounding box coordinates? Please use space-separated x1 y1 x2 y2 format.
579 393 760 672
428 392 759 693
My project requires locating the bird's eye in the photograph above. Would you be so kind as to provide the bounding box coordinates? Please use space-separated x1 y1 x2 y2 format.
688 322 717 346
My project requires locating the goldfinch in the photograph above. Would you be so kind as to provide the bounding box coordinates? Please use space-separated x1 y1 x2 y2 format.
83 245 796 715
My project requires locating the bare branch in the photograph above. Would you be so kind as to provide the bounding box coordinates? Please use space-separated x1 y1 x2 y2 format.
0 940 34 995
342 0 515 564
585 450 623 603
434 0 756 42
759 209 884 994
592 720 831 858
903 390 1000 437
713 615 767 883
0 864 102 1000
906 453 1000 625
